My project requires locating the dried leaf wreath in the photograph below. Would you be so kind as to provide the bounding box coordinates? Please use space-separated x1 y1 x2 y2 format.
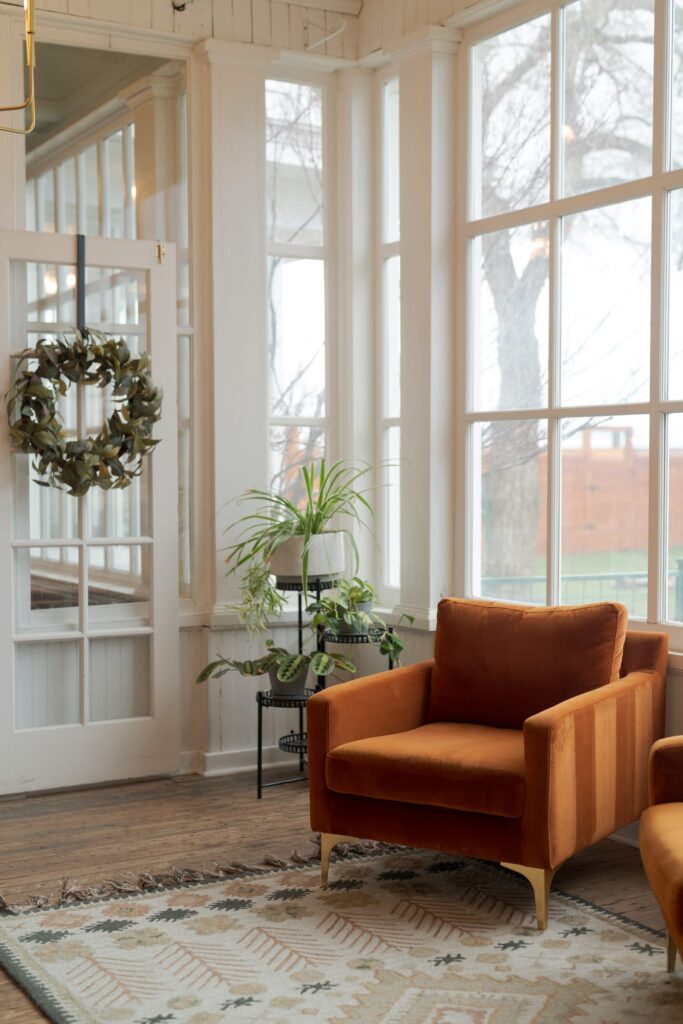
7 328 163 497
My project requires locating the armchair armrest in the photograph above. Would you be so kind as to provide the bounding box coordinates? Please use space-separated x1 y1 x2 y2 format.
522 665 666 868
307 661 433 833
308 660 433 753
649 737 683 806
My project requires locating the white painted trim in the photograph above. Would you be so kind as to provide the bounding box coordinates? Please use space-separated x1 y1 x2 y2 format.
197 745 301 778
31 10 194 59
385 25 463 62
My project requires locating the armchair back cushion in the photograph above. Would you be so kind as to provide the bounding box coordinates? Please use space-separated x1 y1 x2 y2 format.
428 598 628 730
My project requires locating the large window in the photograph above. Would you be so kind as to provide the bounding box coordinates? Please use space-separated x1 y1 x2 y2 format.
378 76 401 594
266 79 327 502
464 0 683 631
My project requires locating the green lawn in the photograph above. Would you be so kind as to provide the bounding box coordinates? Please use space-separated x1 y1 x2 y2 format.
483 548 683 619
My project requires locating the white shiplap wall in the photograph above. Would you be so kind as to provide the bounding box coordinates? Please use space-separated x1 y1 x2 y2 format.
33 0 361 60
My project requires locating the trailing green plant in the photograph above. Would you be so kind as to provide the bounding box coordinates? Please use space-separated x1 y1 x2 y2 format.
230 561 287 634
6 329 162 497
224 459 375 632
196 638 356 685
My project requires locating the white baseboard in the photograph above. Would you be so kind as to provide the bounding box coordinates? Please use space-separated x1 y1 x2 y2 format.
177 745 301 779
609 822 641 849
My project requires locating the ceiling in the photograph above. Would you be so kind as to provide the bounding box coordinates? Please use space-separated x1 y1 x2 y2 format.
28 43 164 153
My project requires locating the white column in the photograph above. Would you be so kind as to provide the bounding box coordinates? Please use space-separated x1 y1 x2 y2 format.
390 26 461 627
334 65 376 578
193 40 274 610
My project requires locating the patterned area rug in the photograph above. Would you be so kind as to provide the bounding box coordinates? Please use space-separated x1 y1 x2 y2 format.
1 848 682 1023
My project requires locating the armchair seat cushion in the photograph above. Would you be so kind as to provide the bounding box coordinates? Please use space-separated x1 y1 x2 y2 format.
325 722 526 819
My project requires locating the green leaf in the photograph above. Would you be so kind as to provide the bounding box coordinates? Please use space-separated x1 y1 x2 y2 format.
276 654 307 682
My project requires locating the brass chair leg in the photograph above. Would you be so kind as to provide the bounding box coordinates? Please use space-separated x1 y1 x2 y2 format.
320 833 354 888
501 862 557 931
667 932 677 973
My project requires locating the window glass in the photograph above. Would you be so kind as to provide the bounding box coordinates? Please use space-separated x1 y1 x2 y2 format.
473 14 551 218
561 416 648 617
383 78 400 243
266 80 324 246
562 0 654 195
472 224 549 412
561 199 651 407
473 419 547 604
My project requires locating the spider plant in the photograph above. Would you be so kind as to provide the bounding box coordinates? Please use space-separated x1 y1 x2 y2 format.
224 459 375 629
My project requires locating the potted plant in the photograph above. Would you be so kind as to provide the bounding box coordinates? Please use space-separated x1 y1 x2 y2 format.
196 639 356 698
307 580 414 665
224 459 374 632
310 576 377 635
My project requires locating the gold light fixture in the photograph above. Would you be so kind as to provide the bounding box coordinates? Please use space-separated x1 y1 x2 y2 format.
0 0 36 135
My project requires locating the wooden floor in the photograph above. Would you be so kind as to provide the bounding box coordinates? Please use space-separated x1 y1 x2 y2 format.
0 767 665 1022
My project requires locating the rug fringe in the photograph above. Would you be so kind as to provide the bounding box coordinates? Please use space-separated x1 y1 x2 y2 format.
0 838 392 915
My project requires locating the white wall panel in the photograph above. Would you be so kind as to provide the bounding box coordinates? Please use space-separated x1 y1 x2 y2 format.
15 641 80 730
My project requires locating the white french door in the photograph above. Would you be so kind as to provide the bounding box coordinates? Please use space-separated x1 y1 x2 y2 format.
0 230 180 794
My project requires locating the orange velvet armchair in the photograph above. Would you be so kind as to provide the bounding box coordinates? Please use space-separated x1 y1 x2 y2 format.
640 737 683 971
308 598 668 929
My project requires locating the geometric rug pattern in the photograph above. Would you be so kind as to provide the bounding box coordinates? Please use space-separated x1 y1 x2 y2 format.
1 848 682 1023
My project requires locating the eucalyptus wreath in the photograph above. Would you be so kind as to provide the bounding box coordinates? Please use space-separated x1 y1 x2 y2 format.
7 328 162 497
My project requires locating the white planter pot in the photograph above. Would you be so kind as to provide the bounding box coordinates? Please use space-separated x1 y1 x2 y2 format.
268 664 309 698
269 531 346 584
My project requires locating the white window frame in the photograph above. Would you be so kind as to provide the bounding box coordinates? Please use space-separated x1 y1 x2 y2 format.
456 0 683 649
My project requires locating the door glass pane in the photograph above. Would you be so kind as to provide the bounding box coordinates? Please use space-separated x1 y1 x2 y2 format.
89 636 150 721
15 547 80 634
561 415 648 616
13 455 79 540
473 419 547 604
15 640 80 729
88 545 150 628
266 80 324 246
87 475 150 540
17 261 76 325
269 425 325 499
667 414 683 621
668 189 683 398
563 0 654 195
85 267 146 328
561 199 651 407
472 13 551 217
472 224 549 412
268 257 325 417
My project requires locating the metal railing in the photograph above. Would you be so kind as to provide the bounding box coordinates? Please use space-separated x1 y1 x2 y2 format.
481 561 683 621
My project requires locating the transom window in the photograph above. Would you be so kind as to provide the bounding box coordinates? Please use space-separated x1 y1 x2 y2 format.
463 0 683 634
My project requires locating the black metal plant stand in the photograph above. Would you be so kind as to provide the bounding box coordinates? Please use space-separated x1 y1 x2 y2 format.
255 577 336 799
254 578 396 798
